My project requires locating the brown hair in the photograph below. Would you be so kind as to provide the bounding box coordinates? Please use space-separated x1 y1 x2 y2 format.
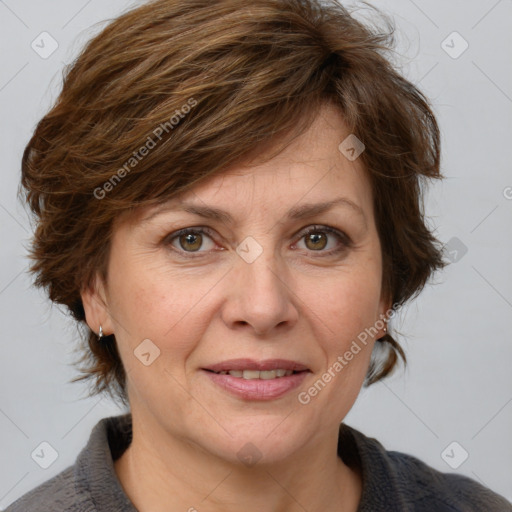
20 0 445 407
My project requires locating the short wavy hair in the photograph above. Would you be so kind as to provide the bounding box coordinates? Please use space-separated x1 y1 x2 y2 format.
20 0 445 407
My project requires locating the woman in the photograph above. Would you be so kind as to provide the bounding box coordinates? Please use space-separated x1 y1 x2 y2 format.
6 0 511 510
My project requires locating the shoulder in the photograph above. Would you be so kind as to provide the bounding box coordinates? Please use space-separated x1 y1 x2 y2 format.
4 413 133 512
340 424 512 512
3 466 92 512
386 448 512 511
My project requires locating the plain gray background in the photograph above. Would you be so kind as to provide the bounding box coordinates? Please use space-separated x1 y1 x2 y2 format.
1 0 511 508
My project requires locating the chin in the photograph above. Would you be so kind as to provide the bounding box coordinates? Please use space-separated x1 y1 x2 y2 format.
196 415 312 467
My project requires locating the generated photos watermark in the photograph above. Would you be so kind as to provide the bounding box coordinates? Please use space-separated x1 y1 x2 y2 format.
297 303 400 405
93 97 198 200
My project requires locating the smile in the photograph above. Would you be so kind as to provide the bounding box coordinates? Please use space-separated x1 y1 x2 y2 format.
203 369 309 400
210 369 297 379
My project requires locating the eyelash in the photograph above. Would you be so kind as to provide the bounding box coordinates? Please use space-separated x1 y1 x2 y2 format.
163 225 352 259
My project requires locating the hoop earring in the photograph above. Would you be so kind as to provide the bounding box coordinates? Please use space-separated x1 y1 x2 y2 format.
98 325 104 341
377 323 388 342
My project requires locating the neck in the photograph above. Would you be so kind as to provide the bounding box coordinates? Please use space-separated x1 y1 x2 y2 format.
113 414 362 512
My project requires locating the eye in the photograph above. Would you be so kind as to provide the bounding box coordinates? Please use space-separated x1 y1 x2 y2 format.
294 225 352 256
165 227 217 255
164 224 351 258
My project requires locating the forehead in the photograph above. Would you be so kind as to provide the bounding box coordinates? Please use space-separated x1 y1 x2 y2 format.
127 103 374 227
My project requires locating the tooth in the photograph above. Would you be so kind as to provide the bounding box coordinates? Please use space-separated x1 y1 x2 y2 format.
242 370 261 380
217 369 295 379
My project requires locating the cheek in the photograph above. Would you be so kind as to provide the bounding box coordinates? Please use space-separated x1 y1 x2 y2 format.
305 259 382 395
313 264 383 339
306 274 380 412
106 255 220 364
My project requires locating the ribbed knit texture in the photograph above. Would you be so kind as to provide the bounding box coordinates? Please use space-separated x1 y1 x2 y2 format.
5 414 512 511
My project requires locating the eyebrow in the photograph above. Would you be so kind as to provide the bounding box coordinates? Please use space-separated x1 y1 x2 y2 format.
141 197 367 227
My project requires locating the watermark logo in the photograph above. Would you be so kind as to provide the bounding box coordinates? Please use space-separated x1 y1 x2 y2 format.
31 441 59 469
443 237 468 264
134 338 161 366
236 236 264 264
237 442 263 466
338 134 365 161
31 31 59 59
441 31 469 59
441 441 469 469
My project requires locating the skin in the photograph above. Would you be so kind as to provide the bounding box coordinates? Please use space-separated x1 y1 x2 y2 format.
82 102 390 512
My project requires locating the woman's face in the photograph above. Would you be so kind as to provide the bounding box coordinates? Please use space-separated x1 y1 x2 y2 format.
83 103 389 464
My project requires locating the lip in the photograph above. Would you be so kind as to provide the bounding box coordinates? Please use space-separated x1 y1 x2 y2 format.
203 369 309 400
204 358 310 373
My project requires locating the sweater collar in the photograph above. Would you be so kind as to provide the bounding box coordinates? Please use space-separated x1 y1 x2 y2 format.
339 423 408 511
74 413 137 512
74 413 406 511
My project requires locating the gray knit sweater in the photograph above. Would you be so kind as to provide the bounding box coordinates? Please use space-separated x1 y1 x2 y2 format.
5 413 512 511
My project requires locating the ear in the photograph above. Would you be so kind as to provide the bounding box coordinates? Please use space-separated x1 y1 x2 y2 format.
80 273 114 336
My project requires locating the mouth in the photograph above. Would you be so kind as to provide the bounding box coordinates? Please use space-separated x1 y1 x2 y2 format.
203 358 310 376
201 359 311 400
204 368 305 379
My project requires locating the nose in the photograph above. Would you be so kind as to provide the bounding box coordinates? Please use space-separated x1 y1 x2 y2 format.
220 244 299 336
